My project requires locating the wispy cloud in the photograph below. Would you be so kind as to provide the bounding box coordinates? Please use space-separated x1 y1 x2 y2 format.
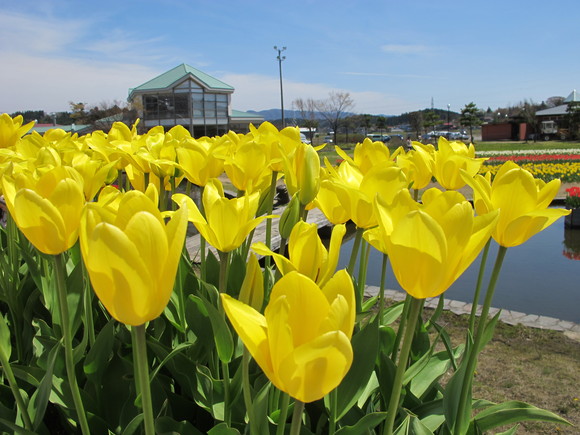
381 44 430 54
0 11 87 54
219 73 420 115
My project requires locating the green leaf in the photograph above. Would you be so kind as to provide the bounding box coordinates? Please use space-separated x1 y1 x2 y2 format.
478 310 501 352
83 318 115 383
413 399 445 433
361 294 378 312
470 400 572 432
335 411 387 434
29 342 60 430
226 250 246 297
335 315 380 419
250 381 272 434
393 412 435 435
409 346 463 400
0 314 12 361
155 416 205 435
379 325 396 356
429 321 461 371
207 422 241 434
149 342 194 383
189 294 233 363
443 354 471 434
0 417 37 435
496 424 519 435
381 300 405 325
120 414 144 435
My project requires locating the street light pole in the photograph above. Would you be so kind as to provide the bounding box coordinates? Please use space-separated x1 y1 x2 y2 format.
274 45 286 127
447 104 451 130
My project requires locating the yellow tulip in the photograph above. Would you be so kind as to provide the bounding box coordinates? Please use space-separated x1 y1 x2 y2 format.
0 113 34 148
238 253 264 311
176 137 225 187
70 152 118 201
79 184 187 326
248 122 302 173
2 166 85 255
335 137 399 174
173 178 269 253
252 221 346 287
433 137 487 190
396 143 435 190
283 141 321 206
221 270 355 403
466 161 570 247
223 138 272 194
319 163 407 229
364 188 498 299
313 179 351 225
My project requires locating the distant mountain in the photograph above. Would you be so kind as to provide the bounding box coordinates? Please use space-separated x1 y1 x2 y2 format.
246 109 366 121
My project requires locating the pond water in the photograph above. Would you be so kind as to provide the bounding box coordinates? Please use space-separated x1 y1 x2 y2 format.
337 213 580 323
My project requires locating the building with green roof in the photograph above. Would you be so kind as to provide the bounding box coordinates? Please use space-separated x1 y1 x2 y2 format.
128 64 262 136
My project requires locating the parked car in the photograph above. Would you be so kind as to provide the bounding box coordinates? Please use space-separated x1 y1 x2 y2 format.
449 132 470 141
323 135 333 143
300 133 311 144
366 134 391 142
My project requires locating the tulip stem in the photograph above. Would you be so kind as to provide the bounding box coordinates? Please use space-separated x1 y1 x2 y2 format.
80 261 95 347
347 227 364 276
378 253 388 318
53 254 91 435
356 239 370 312
468 239 491 335
455 245 507 435
131 324 155 435
0 340 32 430
391 294 412 361
289 400 305 435
242 348 257 431
383 297 423 435
264 171 278 291
217 250 232 425
276 393 290 435
329 389 338 434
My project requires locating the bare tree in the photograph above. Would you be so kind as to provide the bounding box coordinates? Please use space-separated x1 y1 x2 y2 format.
546 96 565 108
293 98 319 143
314 91 354 144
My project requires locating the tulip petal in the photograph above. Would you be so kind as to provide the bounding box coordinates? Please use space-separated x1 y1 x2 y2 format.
320 270 355 338
267 272 329 346
13 189 68 254
85 223 153 325
277 330 353 403
221 294 275 381
388 211 447 298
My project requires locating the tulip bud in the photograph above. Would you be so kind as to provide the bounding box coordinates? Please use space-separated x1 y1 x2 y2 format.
238 253 264 311
279 193 301 239
298 144 321 206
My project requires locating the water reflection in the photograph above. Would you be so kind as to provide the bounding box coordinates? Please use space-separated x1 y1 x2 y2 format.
563 227 580 261
338 217 580 323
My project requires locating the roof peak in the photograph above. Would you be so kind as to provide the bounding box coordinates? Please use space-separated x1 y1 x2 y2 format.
129 64 234 98
564 89 580 103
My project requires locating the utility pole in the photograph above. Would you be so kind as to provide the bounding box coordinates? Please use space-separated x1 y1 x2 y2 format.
274 46 286 127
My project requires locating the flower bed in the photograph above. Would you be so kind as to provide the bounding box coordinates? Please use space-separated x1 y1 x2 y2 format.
0 118 573 434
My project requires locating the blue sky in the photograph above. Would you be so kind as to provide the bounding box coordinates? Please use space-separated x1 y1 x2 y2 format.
1 0 579 117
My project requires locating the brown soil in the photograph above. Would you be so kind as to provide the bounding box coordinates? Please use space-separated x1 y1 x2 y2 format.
432 310 580 434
